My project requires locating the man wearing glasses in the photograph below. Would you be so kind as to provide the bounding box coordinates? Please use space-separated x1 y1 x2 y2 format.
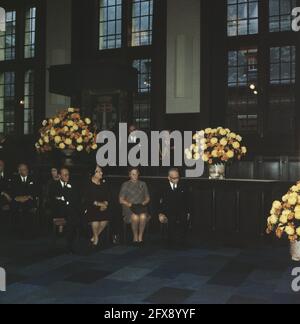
158 168 191 247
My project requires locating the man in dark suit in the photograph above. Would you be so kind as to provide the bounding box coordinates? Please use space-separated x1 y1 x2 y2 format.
158 168 191 247
11 163 38 237
49 167 80 253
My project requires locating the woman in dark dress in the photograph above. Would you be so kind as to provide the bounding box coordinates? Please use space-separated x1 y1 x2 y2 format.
85 166 110 246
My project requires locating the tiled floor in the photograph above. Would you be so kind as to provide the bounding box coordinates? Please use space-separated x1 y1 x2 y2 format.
0 234 300 304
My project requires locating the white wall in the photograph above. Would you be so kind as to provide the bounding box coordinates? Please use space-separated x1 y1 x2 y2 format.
166 0 201 114
45 0 72 117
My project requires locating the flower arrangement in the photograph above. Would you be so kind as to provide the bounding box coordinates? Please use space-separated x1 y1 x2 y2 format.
267 182 300 242
35 108 98 153
185 127 247 164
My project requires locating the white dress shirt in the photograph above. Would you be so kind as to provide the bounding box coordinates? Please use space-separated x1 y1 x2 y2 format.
170 182 177 191
21 176 28 183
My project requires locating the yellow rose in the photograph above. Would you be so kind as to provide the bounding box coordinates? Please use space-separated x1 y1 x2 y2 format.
220 138 228 146
241 147 247 154
282 195 289 202
291 185 298 192
54 118 60 125
38 139 43 145
205 128 212 134
211 138 218 145
285 226 295 236
236 135 242 142
82 130 87 136
200 138 206 145
92 144 98 150
295 205 300 213
272 201 282 210
73 125 79 131
268 215 278 225
226 150 234 159
85 118 91 125
212 150 219 158
77 145 83 152
198 130 205 137
54 136 62 144
59 143 66 150
192 145 199 153
65 138 72 145
295 211 300 220
67 120 74 127
288 197 298 206
201 144 208 150
296 227 300 236
44 136 49 144
202 154 209 162
76 137 83 144
219 129 227 136
229 133 237 139
194 153 200 160
232 142 240 149
50 129 56 136
68 108 75 113
279 214 288 224
63 126 69 132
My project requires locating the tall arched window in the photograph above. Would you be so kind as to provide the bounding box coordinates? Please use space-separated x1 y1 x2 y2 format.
226 0 298 146
0 1 43 136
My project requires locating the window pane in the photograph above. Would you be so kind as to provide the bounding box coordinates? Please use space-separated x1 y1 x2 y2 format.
133 59 151 129
0 10 16 61
270 46 295 84
227 0 258 37
269 0 296 32
99 0 122 50
24 70 34 135
227 48 259 133
24 7 36 58
132 0 153 47
0 72 15 134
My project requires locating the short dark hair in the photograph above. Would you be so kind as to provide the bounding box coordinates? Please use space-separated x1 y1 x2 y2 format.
18 163 28 169
129 167 140 174
168 168 180 176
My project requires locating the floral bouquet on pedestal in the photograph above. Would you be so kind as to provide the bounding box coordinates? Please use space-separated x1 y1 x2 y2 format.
35 108 98 158
267 183 300 261
185 127 247 179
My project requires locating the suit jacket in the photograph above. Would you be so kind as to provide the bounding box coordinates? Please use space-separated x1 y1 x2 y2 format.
11 175 37 209
0 172 12 206
49 181 79 222
158 181 191 222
